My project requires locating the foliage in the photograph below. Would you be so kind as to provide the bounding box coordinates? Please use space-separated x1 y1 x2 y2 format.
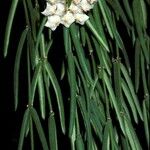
3 0 150 149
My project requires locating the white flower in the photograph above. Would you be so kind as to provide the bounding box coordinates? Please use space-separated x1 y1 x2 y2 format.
69 3 82 14
61 12 75 27
42 0 97 30
55 3 66 16
45 15 61 30
41 2 56 16
74 13 89 25
79 0 93 12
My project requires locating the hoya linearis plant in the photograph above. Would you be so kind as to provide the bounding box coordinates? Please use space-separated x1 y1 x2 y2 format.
3 0 150 149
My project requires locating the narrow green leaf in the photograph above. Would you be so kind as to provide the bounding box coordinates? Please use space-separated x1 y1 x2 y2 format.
133 0 149 64
112 29 131 73
40 34 46 59
3 0 19 57
48 112 58 150
122 0 133 23
90 99 105 125
70 24 93 83
97 0 114 38
121 64 143 120
124 117 142 150
68 52 77 137
90 110 103 141
109 122 119 150
64 28 77 137
14 27 29 110
45 39 53 56
141 52 149 99
102 121 110 150
121 80 138 123
80 26 86 47
121 135 130 150
30 107 49 150
43 70 53 112
18 108 30 150
92 37 111 75
77 96 92 150
60 61 65 80
75 134 85 150
107 0 131 29
37 72 46 119
135 39 141 92
45 61 66 134
143 100 149 148
113 60 122 107
86 20 109 52
92 3 110 43
29 116 34 150
30 63 42 105
34 17 47 64
103 71 125 134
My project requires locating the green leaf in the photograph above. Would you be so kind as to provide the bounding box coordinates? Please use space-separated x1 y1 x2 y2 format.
134 39 141 92
143 100 149 148
37 72 46 119
121 80 138 123
102 121 110 150
133 0 149 64
122 0 133 23
30 63 42 105
75 134 85 150
124 117 142 150
65 33 77 137
3 0 19 57
48 112 58 150
80 26 86 47
29 116 34 150
45 61 66 134
30 107 49 150
86 20 109 52
120 64 143 120
70 24 93 83
34 17 47 65
103 71 125 134
77 96 92 150
18 108 30 150
14 27 29 110
97 0 114 38
107 0 131 29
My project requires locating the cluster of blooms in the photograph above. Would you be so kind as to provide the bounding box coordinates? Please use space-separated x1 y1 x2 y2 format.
42 0 97 30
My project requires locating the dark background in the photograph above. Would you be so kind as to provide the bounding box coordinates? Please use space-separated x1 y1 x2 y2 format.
0 0 21 149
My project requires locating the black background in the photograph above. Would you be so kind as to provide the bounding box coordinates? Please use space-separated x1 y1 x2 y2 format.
0 0 21 148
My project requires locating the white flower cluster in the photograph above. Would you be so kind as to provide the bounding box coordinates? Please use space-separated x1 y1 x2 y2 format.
42 0 97 30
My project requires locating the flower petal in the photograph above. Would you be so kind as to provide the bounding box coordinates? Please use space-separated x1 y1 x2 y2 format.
45 15 61 30
75 13 89 25
61 12 75 27
55 3 66 16
69 3 82 14
79 0 93 12
41 2 56 16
